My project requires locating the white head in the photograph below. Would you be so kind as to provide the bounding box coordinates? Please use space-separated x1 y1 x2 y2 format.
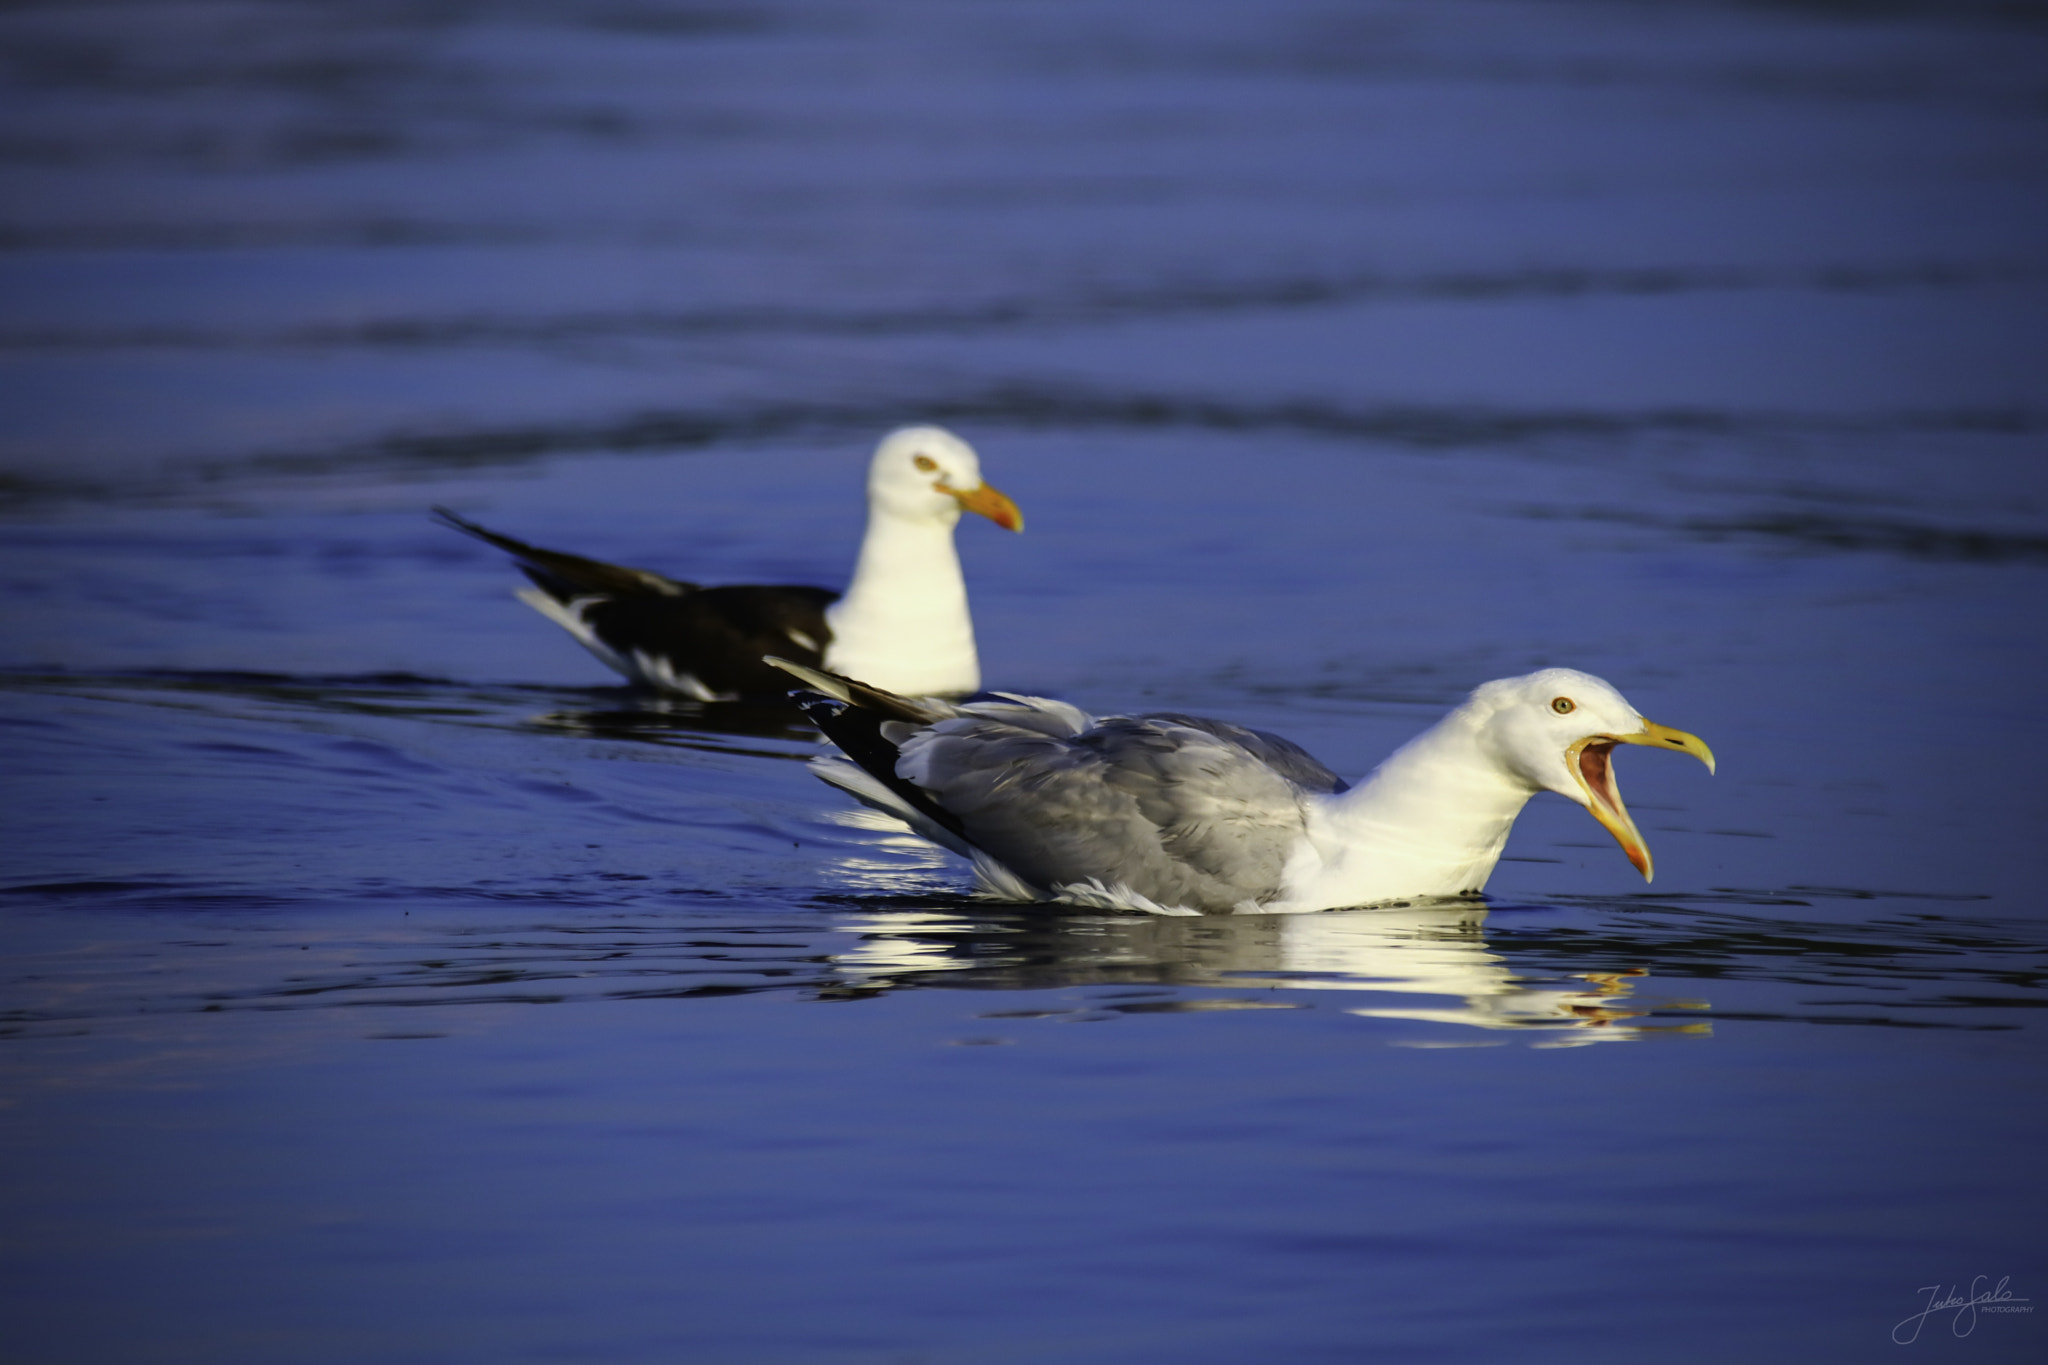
1466 667 1715 880
866 426 1023 532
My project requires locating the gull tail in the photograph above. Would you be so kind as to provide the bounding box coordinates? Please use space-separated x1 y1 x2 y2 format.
810 756 980 861
431 506 691 599
763 656 952 724
767 654 976 851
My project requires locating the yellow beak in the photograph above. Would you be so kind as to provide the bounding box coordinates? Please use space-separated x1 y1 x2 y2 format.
1569 720 1716 882
942 481 1024 532
1618 720 1717 776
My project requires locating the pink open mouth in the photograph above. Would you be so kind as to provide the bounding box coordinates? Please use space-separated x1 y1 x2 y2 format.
1578 740 1621 816
1575 738 1652 877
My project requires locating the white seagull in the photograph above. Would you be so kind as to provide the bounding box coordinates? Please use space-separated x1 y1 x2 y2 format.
768 659 1716 915
435 427 1022 700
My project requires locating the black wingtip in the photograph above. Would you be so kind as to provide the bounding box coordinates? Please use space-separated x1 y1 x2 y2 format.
762 656 948 724
785 681 971 843
792 693 847 727
430 505 492 540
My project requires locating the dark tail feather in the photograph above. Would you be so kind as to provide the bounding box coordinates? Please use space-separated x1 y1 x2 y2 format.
431 506 692 598
768 658 970 842
762 657 953 724
431 505 549 560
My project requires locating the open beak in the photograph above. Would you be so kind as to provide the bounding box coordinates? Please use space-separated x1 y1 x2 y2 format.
1568 720 1715 882
942 481 1024 532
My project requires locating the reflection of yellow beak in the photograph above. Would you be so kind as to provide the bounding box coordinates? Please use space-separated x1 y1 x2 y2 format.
1569 721 1716 882
941 481 1024 532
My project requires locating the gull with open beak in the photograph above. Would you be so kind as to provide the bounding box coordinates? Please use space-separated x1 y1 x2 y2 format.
435 426 1021 699
770 661 1715 914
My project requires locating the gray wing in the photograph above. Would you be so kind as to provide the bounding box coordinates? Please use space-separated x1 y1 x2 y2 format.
897 704 1323 913
1137 713 1347 795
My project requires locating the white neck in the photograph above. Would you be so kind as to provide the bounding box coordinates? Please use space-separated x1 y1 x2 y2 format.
824 508 980 695
1275 707 1538 911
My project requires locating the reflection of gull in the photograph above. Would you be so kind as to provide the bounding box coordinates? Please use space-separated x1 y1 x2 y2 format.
434 427 1022 699
830 905 1708 1043
832 910 992 980
1272 911 1693 1042
821 808 954 895
771 660 1715 914
526 692 818 753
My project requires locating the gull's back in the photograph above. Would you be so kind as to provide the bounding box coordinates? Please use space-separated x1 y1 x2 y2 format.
898 701 1344 913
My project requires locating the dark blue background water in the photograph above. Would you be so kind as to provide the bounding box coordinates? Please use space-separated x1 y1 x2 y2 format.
3 2 2045 1360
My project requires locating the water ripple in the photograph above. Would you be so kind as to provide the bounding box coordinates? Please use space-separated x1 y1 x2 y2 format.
5 887 2037 1041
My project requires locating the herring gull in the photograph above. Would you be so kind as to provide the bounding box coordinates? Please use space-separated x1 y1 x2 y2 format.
768 659 1715 915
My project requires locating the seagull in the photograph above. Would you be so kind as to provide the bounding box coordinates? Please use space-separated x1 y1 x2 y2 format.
766 658 1716 915
434 427 1022 699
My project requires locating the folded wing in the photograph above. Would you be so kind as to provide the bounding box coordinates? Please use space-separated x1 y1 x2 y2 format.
771 661 1333 914
904 709 1326 912
436 507 837 698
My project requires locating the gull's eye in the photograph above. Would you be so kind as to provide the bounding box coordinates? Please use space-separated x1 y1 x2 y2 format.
914 454 938 473
1551 697 1576 715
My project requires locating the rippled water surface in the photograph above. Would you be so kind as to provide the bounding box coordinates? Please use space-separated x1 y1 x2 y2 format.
3 2 2046 1361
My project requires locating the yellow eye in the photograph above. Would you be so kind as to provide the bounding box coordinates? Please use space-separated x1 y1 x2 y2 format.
1551 697 1576 715
913 454 938 473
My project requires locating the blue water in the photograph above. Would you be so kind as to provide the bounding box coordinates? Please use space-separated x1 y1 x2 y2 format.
3 2 2046 1361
